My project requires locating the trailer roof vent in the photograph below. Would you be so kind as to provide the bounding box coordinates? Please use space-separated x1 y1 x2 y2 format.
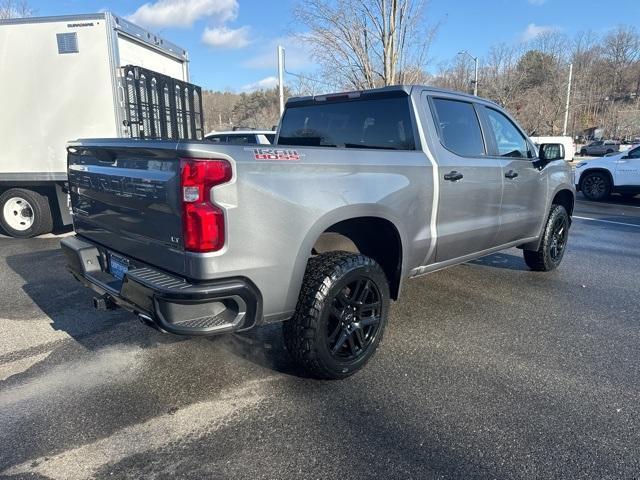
56 33 79 54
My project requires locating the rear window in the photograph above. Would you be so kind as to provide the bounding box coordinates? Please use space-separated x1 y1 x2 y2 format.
278 97 415 150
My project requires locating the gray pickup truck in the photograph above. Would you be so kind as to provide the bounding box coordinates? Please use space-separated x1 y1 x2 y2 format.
62 85 575 379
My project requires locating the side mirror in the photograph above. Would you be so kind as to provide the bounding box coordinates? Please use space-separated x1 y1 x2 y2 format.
539 143 565 162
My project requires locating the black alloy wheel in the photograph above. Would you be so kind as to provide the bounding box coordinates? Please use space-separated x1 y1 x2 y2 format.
548 213 569 262
523 204 571 271
581 172 610 201
284 251 390 379
326 276 383 361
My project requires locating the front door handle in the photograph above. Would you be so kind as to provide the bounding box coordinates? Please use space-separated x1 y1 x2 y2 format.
444 171 464 181
505 170 519 179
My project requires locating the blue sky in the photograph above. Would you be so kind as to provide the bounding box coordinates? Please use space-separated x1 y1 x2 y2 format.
28 0 640 91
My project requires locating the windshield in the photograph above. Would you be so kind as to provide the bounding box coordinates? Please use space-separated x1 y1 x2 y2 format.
278 96 415 150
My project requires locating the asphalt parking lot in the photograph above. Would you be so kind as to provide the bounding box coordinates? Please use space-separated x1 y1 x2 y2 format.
1 194 639 480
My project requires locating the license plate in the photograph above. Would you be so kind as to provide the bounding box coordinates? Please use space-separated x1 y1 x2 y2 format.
109 254 129 281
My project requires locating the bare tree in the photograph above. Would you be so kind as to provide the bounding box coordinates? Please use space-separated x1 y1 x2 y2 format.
201 88 288 131
432 56 472 93
294 0 438 89
201 91 239 132
481 43 526 107
0 0 32 19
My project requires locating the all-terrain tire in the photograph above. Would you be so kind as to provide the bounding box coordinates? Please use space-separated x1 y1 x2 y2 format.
283 251 390 380
0 188 53 238
523 204 570 272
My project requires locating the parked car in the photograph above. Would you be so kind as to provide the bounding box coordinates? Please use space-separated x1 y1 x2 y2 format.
579 140 620 156
530 136 575 161
62 85 574 379
575 144 640 200
204 130 275 145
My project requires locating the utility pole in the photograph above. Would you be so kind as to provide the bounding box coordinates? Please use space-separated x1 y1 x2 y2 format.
277 45 285 116
473 57 478 96
562 63 573 137
458 50 479 96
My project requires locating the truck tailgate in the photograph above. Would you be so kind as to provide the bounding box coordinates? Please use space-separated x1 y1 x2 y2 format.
67 143 186 275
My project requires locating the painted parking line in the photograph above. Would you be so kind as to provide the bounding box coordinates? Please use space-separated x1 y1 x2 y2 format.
573 215 640 229
576 200 640 210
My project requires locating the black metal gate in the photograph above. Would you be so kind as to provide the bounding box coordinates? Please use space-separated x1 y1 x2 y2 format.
122 65 204 140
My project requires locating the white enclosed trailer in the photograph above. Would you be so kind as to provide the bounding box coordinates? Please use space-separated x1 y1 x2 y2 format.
0 12 192 237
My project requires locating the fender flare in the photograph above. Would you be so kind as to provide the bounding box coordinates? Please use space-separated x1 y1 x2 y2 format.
282 204 409 313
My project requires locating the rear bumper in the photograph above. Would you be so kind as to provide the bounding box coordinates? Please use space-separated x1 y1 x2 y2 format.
61 236 262 336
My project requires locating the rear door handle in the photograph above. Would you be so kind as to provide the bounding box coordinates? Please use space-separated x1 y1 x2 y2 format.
444 171 463 181
505 170 519 179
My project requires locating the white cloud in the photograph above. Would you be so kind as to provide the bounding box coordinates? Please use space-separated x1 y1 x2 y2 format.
521 23 558 41
127 0 238 28
242 35 315 71
202 25 251 48
527 0 547 5
241 76 278 92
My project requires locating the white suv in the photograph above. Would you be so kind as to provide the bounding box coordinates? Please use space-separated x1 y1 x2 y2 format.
575 145 640 200
204 130 275 145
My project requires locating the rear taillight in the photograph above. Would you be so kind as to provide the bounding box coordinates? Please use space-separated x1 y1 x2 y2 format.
180 158 232 252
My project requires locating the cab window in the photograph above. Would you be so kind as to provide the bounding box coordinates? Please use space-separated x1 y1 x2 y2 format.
485 108 530 158
430 98 485 156
628 146 640 158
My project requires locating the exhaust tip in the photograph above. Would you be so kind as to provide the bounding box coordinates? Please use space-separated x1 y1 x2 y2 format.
138 313 165 333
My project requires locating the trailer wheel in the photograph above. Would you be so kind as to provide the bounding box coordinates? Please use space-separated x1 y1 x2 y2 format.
0 188 53 238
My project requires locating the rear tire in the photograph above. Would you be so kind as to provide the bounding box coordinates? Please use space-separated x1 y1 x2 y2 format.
580 172 611 201
524 204 570 272
283 251 390 380
0 188 53 238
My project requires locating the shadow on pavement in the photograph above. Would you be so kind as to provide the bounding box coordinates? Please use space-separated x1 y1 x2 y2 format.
4 245 133 343
468 252 528 271
222 324 300 377
4 241 298 375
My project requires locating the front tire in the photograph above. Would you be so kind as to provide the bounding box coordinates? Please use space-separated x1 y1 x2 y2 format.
0 188 53 238
524 204 570 271
580 149 587 157
580 172 611 201
283 251 390 380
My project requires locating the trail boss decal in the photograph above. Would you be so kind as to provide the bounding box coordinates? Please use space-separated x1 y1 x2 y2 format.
247 148 302 161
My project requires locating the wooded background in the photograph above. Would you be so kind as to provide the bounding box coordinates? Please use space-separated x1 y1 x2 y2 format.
3 0 639 139
202 0 640 140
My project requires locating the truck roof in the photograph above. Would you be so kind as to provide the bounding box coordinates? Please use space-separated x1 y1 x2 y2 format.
286 84 499 108
0 12 188 62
